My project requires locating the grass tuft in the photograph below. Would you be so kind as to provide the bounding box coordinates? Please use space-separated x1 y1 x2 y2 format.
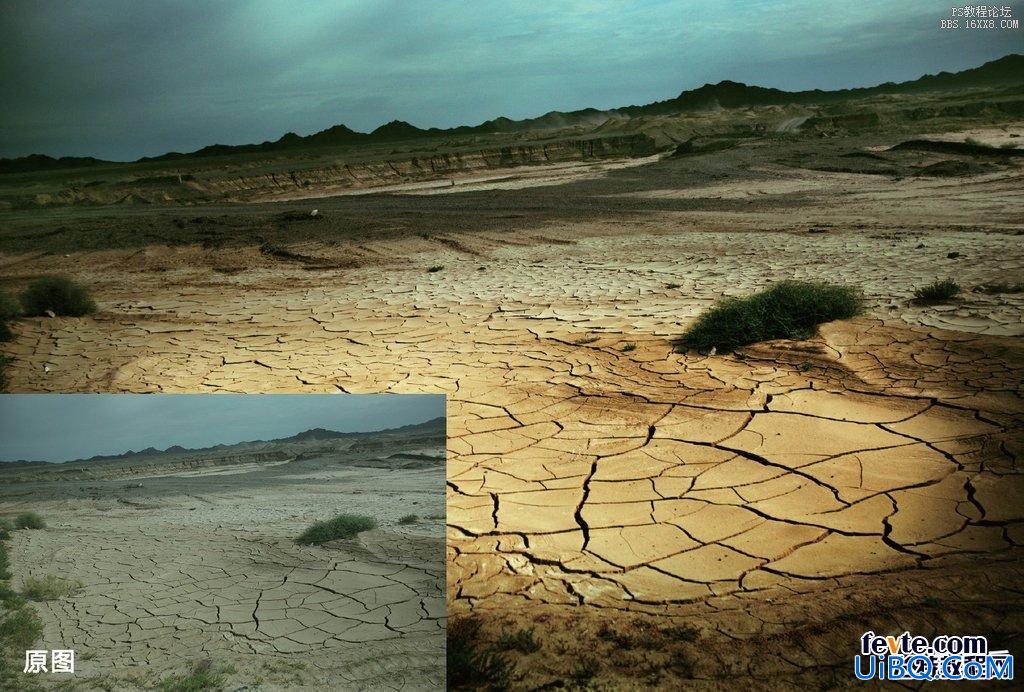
620 342 637 352
678 280 863 353
914 278 960 302
21 575 80 601
20 276 96 317
0 607 43 651
296 514 377 545
495 627 540 654
13 513 45 530
447 616 513 689
398 514 419 525
158 659 234 692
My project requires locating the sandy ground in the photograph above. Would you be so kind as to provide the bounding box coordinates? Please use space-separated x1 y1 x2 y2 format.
1 441 445 690
1 123 1023 687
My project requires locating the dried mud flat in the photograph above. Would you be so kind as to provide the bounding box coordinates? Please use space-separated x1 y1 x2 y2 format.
1 122 1023 687
0 432 446 690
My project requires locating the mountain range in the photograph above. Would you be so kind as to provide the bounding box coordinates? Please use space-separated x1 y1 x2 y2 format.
0 416 445 466
2 53 1021 173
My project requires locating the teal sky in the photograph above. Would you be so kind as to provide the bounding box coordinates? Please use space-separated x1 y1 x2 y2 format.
0 0 1021 160
0 394 444 462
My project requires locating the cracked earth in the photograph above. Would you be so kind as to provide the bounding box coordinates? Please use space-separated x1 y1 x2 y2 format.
1 438 445 689
1 126 1023 687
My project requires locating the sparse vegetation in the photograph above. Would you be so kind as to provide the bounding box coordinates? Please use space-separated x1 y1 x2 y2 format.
620 342 637 352
13 513 45 530
19 276 96 317
21 574 81 601
0 293 19 343
0 608 43 651
496 627 540 654
447 616 513 689
914 278 961 302
0 356 10 392
427 265 444 273
0 541 10 581
158 659 235 692
660 624 700 642
973 281 1024 294
677 280 863 353
0 510 43 690
296 514 377 545
569 655 601 684
0 583 25 609
398 514 419 524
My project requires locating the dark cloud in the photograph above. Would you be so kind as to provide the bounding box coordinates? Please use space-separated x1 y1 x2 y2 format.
0 393 444 462
0 0 1021 160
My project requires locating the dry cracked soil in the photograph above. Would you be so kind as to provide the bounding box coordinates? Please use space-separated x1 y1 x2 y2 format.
0 427 446 690
1 119 1023 689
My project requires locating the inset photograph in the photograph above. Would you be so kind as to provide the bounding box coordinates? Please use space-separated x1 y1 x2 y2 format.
0 394 445 690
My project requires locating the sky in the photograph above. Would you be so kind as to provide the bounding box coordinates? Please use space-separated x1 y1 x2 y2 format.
0 394 444 462
1 1 1021 160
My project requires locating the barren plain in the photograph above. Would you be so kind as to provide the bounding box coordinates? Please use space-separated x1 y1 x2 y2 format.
1 84 1023 688
0 420 446 690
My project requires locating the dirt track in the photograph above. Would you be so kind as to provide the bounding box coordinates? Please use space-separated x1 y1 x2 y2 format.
1 124 1022 687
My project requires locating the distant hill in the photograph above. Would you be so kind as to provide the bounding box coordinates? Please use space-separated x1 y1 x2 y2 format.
2 53 1021 172
0 416 445 465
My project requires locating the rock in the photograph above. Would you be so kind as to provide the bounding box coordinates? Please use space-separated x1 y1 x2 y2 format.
947 251 960 259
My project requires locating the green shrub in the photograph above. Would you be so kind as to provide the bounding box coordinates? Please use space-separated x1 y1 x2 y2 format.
914 278 960 302
678 280 864 353
447 616 513 689
620 342 637 352
22 574 80 601
398 514 419 525
19 276 96 317
13 513 45 530
296 514 377 545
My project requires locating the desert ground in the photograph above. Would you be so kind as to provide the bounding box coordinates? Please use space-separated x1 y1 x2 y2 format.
0 421 446 690
1 87 1023 688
